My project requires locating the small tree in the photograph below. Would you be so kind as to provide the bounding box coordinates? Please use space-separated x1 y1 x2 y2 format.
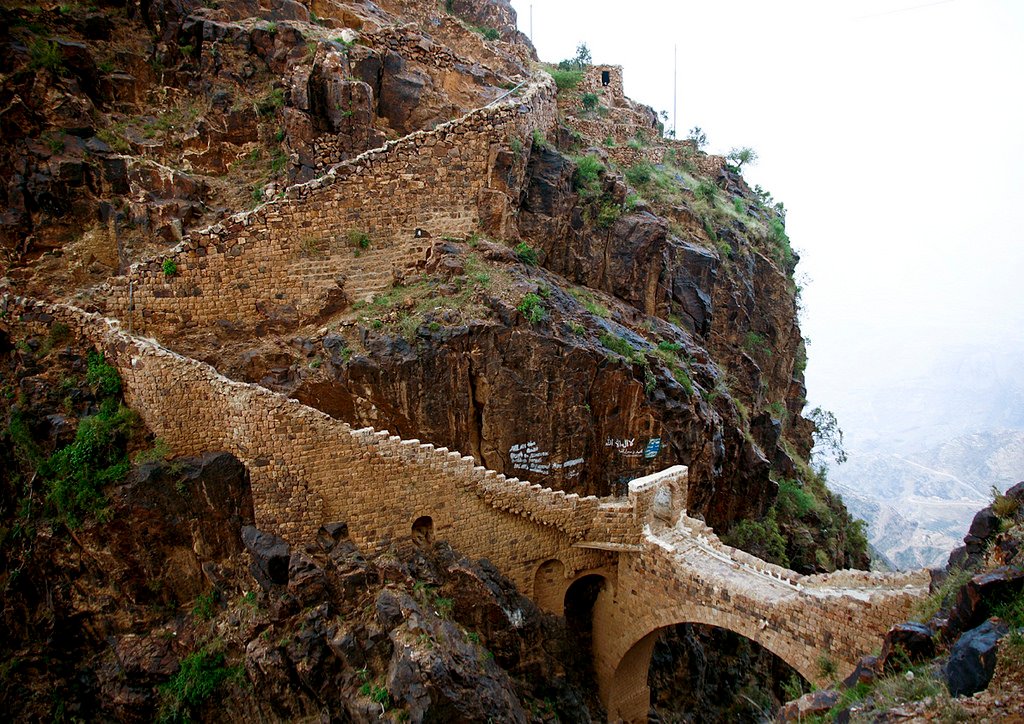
558 43 592 71
727 146 758 172
687 126 708 150
808 406 848 467
573 42 592 67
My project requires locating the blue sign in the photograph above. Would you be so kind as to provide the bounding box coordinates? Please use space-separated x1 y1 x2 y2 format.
644 437 662 459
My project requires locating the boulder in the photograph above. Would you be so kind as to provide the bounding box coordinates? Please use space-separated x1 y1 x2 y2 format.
879 622 936 671
945 619 1009 698
385 617 529 723
777 690 839 721
968 508 1000 541
945 567 1024 638
242 526 291 587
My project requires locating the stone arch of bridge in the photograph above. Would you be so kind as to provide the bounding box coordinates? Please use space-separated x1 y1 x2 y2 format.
599 604 817 723
532 559 616 616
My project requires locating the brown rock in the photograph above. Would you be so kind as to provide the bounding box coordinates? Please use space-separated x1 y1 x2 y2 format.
777 689 839 721
879 622 936 672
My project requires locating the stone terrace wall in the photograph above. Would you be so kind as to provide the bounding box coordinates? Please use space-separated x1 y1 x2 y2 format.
7 297 635 591
105 74 557 336
365 23 521 79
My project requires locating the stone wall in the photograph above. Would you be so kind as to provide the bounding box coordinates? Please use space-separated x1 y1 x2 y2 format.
7 297 641 592
365 23 520 79
3 296 928 721
105 74 557 336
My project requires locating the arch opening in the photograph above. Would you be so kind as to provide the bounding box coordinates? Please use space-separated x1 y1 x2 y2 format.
648 623 809 722
611 622 811 723
411 515 434 545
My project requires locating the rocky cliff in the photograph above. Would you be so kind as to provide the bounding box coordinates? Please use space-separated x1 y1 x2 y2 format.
2 0 872 720
0 322 601 721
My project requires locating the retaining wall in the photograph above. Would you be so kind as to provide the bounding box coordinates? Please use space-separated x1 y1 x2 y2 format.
105 74 557 337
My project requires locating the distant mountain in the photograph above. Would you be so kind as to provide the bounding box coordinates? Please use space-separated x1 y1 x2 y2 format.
830 428 1024 569
818 340 1024 570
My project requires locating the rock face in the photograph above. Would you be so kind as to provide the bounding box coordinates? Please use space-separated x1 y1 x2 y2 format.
0 323 599 722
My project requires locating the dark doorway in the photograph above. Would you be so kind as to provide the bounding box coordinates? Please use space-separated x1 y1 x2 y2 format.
411 515 434 545
601 70 611 86
564 575 606 685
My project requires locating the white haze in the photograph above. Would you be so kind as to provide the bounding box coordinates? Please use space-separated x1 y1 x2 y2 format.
511 0 1024 562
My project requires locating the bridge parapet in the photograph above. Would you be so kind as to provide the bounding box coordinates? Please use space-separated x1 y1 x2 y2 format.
803 568 931 590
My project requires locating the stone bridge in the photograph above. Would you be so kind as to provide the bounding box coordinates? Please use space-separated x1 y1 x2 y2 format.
6 299 929 722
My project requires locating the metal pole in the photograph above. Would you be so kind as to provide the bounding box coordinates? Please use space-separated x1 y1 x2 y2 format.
673 44 677 138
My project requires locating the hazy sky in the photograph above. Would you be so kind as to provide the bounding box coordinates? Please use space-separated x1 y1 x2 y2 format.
510 0 1024 448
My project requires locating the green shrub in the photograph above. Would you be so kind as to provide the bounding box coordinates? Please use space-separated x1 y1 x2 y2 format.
269 148 288 173
192 590 218 621
29 39 63 73
743 331 771 358
86 351 122 397
40 321 71 356
733 197 746 214
694 181 717 203
722 509 788 567
573 155 603 194
817 655 838 680
549 68 583 91
162 258 178 277
158 649 240 723
653 341 693 396
776 479 816 518
531 128 547 148
769 218 794 267
481 27 500 41
570 289 610 318
134 437 172 465
603 136 615 147
991 486 1021 519
257 87 285 116
517 293 546 324
594 201 621 229
43 401 137 528
625 162 654 187
767 400 787 421
514 241 538 265
581 92 599 110
348 229 371 250
599 333 644 365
